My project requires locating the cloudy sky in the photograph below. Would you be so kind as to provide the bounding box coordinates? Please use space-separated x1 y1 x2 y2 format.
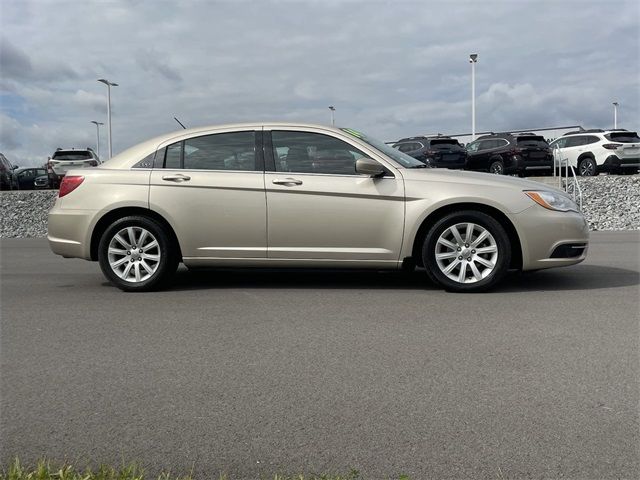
1 0 638 166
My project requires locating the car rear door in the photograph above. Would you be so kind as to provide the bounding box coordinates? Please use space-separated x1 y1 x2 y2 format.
149 129 267 260
263 128 405 265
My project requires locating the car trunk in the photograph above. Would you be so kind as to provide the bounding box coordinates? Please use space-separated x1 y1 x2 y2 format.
429 139 467 168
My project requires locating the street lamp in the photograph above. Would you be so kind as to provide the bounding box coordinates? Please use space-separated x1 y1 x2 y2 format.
328 105 336 126
90 121 104 158
469 54 478 140
97 78 118 159
613 102 619 129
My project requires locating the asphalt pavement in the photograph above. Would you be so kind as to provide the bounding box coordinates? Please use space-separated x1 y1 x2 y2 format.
1 232 639 479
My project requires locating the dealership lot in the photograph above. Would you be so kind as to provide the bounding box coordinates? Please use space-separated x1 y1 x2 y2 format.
1 232 638 479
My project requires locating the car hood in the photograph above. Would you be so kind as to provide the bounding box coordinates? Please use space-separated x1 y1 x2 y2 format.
400 167 564 193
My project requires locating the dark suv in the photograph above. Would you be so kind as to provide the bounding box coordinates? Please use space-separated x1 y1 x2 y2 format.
465 132 553 176
392 136 467 169
0 153 17 190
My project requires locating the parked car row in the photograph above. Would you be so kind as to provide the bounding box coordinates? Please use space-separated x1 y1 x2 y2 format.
0 147 102 190
392 129 640 176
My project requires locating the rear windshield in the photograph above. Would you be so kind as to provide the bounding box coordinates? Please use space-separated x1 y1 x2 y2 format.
605 132 640 143
430 139 462 149
52 151 92 160
516 136 548 147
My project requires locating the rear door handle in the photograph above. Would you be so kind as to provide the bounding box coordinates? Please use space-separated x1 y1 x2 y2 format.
272 178 303 186
162 174 191 182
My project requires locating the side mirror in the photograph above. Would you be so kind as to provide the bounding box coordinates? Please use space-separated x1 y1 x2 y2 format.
11 165 18 170
355 158 385 177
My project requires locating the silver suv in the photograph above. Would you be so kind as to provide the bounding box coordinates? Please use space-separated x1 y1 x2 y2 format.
549 129 640 176
49 148 101 182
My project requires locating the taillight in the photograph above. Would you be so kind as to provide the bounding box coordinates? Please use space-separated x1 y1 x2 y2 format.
509 148 523 155
603 143 622 150
59 175 84 197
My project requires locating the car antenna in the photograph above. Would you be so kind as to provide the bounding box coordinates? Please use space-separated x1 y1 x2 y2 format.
174 117 187 129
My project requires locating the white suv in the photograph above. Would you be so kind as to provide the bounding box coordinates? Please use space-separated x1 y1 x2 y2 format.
49 148 101 184
549 129 640 176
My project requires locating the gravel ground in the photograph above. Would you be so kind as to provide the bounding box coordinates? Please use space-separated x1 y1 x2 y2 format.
1 175 638 238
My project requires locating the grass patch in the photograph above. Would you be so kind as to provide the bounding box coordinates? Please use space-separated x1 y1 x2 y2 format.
1 459 411 480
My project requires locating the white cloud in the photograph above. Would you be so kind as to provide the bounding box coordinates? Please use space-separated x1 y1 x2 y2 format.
0 0 638 166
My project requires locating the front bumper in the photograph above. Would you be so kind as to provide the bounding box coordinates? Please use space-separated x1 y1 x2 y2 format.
511 205 589 271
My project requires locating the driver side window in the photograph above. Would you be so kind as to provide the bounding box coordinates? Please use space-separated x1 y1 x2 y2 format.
271 131 368 175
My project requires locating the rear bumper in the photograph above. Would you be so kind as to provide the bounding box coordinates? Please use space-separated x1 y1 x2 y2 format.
512 206 589 271
47 201 97 259
602 155 640 170
508 154 553 173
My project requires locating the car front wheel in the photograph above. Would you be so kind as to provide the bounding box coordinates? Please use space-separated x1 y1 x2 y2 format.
422 211 511 292
98 215 179 292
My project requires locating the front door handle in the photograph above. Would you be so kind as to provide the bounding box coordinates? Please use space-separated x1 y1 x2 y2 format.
272 178 303 186
162 174 191 182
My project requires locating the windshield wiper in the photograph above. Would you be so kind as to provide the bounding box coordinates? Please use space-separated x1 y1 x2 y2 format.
408 164 428 168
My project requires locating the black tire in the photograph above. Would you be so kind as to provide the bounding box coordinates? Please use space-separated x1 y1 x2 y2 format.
489 160 504 175
578 157 598 176
422 210 511 293
98 215 179 292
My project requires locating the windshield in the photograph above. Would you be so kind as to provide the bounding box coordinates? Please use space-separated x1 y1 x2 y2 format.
341 128 425 168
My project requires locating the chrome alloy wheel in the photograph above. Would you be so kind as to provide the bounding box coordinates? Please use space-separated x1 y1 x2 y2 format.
434 222 498 284
107 226 161 283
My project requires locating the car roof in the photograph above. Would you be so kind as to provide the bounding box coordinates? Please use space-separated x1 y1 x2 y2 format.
102 122 357 169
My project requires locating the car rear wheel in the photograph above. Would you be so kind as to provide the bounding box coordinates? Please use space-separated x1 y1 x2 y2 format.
98 215 178 292
422 211 511 292
489 160 504 175
578 157 598 176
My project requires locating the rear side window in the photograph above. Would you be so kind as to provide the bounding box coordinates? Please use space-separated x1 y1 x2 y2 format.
605 131 640 143
583 135 600 145
565 136 586 148
161 132 257 171
165 143 182 169
52 151 92 160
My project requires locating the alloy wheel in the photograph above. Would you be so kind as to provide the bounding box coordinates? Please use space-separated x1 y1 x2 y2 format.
579 160 595 176
434 222 498 284
107 226 161 283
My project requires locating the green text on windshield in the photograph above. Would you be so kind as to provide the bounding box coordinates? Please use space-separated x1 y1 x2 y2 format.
341 128 426 168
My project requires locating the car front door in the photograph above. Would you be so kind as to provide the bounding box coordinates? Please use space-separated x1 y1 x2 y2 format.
561 136 586 168
149 129 267 260
264 128 405 265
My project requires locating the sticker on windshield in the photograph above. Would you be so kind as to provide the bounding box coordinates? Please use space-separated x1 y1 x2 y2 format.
342 128 364 139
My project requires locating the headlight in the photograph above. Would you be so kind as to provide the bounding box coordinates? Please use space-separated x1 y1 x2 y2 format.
525 190 578 212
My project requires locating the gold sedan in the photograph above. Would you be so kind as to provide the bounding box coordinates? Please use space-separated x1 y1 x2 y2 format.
48 123 589 292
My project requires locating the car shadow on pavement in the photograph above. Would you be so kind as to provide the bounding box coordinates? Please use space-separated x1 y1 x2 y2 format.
169 264 639 292
496 264 639 292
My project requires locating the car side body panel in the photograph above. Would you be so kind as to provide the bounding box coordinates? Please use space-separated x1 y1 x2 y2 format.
48 169 151 259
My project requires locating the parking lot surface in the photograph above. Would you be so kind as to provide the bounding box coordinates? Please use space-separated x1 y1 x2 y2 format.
1 232 639 479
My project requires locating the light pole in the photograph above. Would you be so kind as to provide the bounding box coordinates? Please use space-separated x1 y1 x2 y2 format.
613 102 619 129
97 78 118 159
469 54 478 140
328 105 335 126
90 121 104 158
